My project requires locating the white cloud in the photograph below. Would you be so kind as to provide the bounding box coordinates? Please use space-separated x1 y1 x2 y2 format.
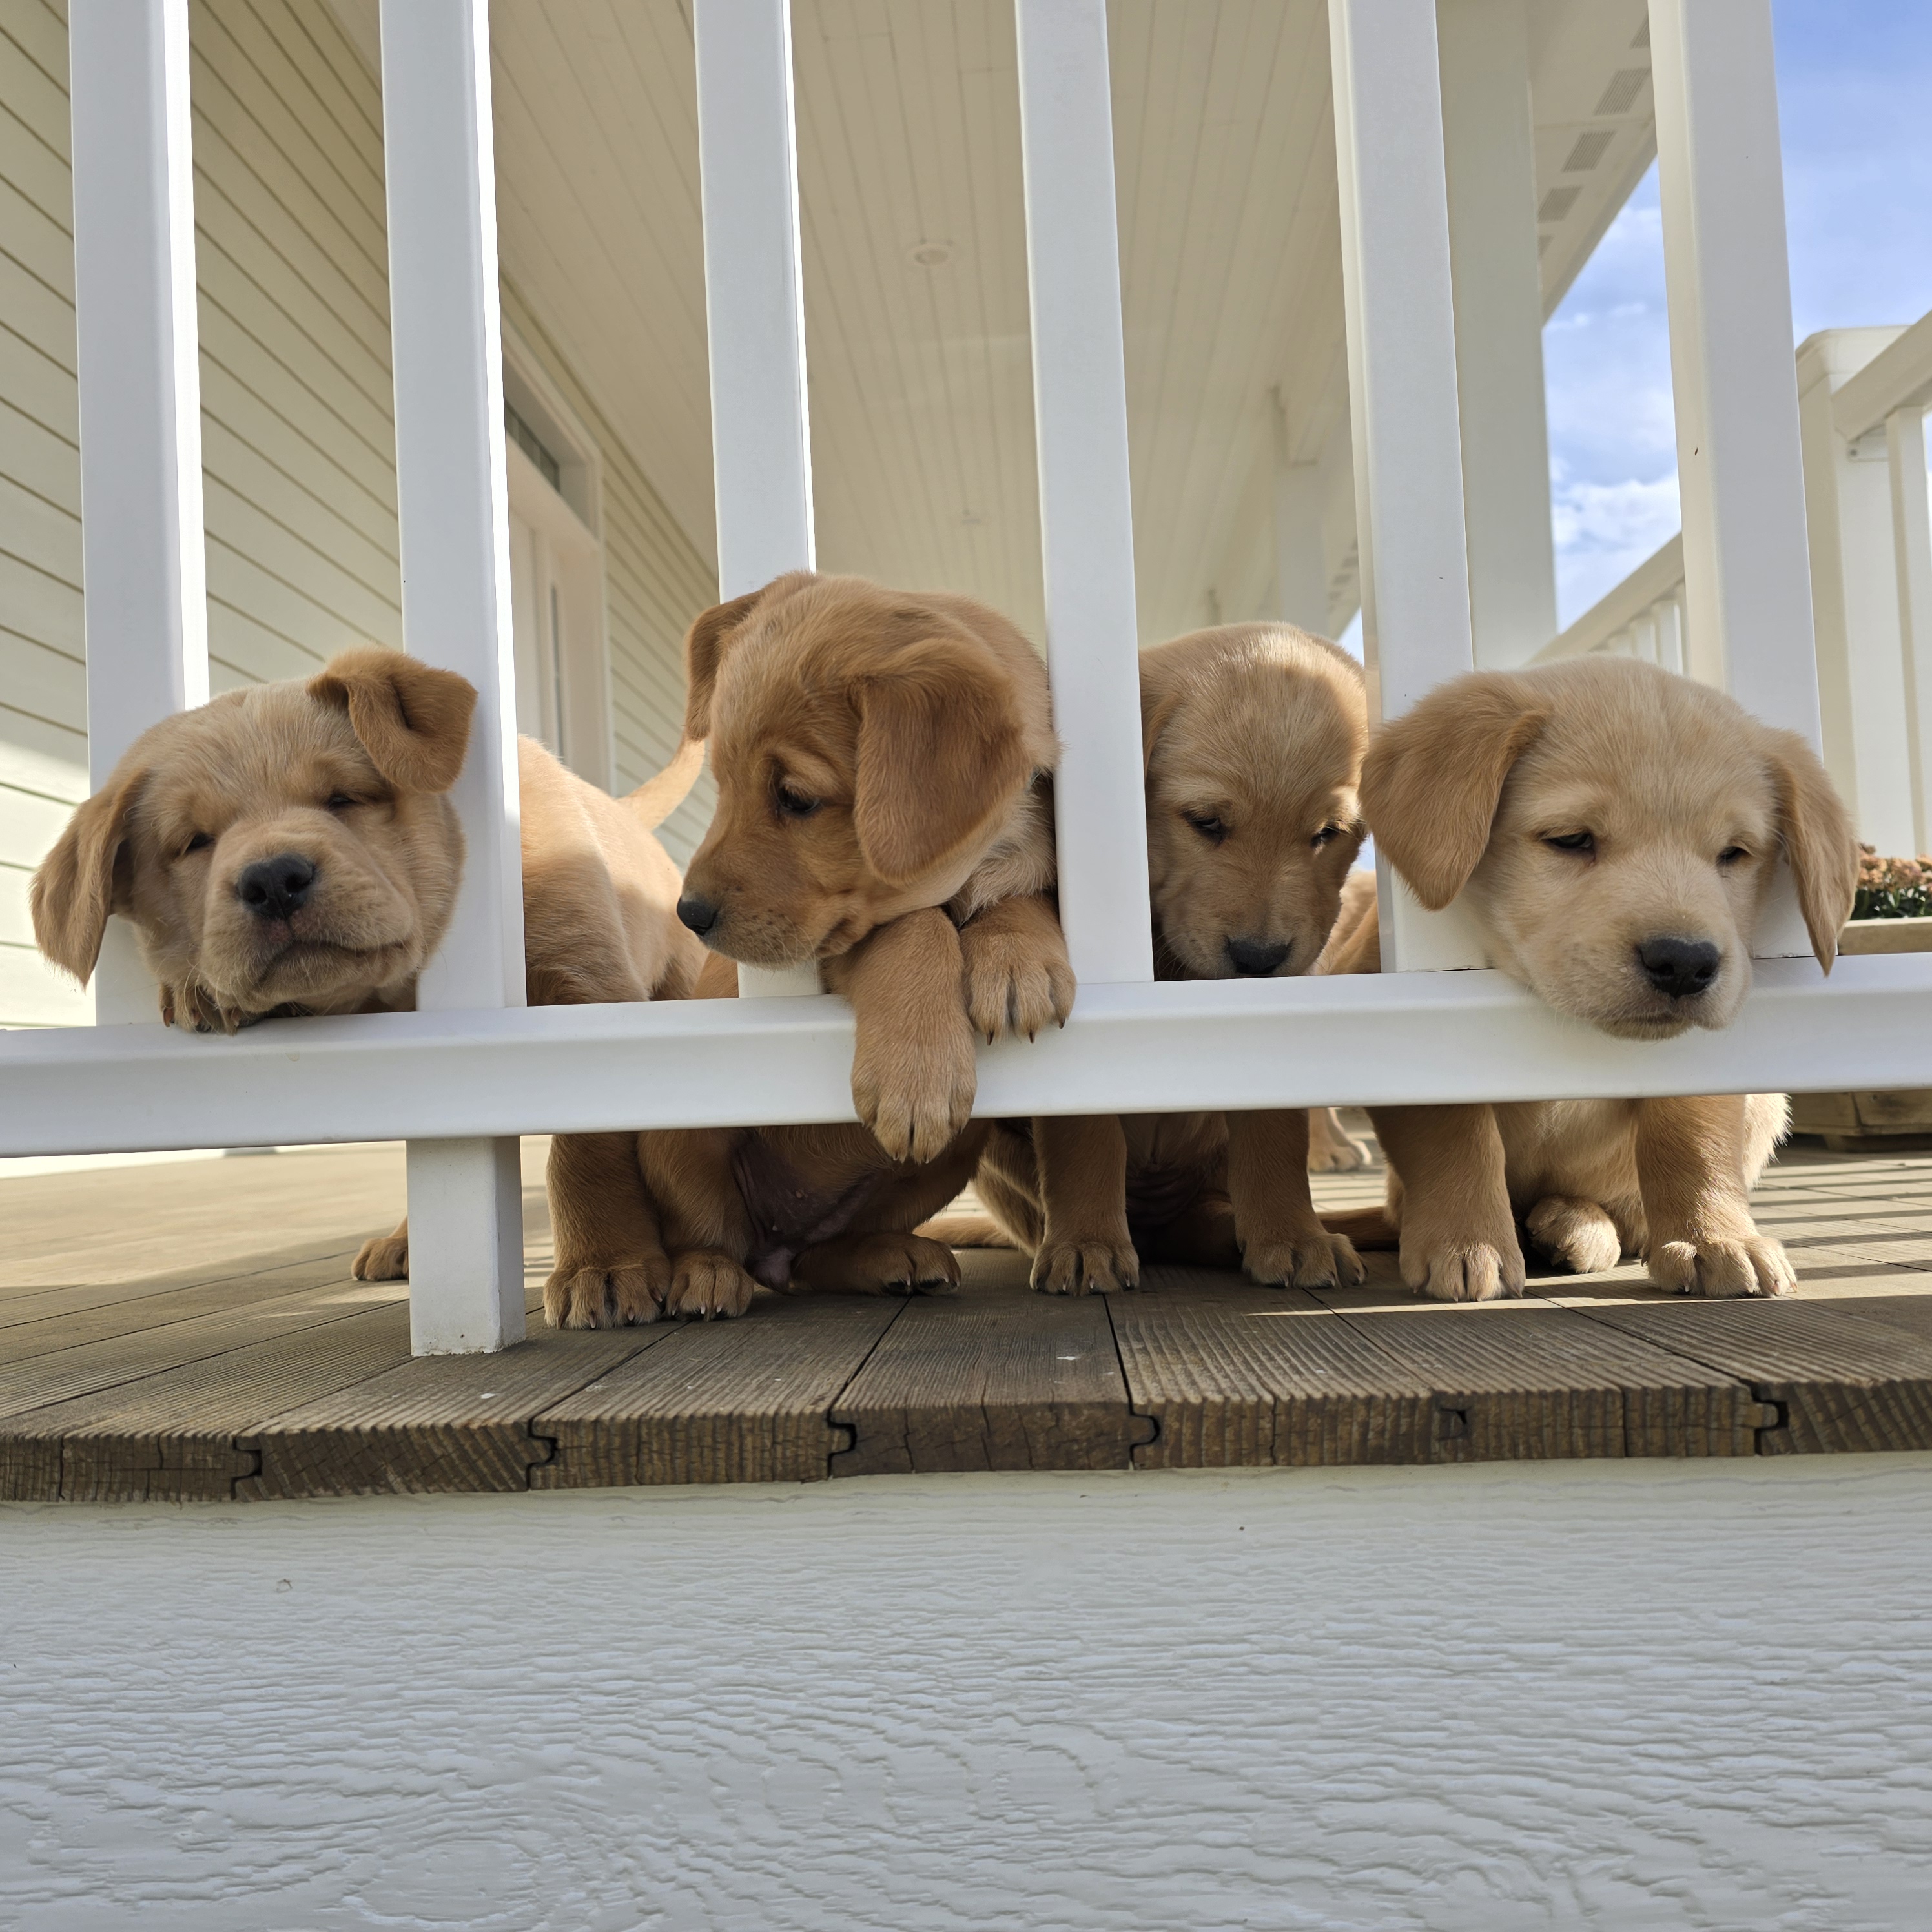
1550 474 1682 626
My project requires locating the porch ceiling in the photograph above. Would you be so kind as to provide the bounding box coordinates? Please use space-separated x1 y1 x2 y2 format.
329 0 1651 650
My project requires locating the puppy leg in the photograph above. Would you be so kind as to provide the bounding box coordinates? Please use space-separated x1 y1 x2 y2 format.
825 907 978 1163
958 893 1076 1042
1524 1196 1627 1275
1226 1109 1364 1288
354 1217 410 1282
641 1129 763 1321
1032 1115 1139 1295
1371 1104 1525 1302
790 1230 962 1296
1306 1106 1374 1173
1636 1094 1794 1297
544 1132 672 1328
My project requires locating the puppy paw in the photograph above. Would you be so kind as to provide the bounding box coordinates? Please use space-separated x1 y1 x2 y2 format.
1242 1228 1365 1290
960 923 1076 1042
353 1232 409 1281
1401 1238 1525 1303
1032 1235 1139 1295
1305 1109 1375 1173
799 1232 961 1296
664 1251 761 1320
544 1254 671 1328
1649 1237 1795 1299
1525 1196 1626 1276
851 1014 977 1164
161 979 251 1036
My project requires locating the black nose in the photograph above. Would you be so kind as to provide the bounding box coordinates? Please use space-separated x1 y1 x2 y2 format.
677 892 720 937
1636 936 1721 999
1226 936 1291 976
235 853 316 921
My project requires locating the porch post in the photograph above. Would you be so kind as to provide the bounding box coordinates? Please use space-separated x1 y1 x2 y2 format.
1330 0 1486 970
380 0 528 1354
1014 0 1155 987
1436 0 1558 670
693 0 823 999
67 0 210 1026
1890 407 1932 852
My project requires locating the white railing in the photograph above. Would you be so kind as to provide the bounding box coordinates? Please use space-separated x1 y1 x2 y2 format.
1534 536 1687 674
10 0 1932 1353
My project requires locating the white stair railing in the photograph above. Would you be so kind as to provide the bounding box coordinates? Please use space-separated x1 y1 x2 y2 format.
16 0 1932 1353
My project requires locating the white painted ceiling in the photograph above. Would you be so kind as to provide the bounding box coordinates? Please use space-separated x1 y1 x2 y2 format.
331 0 1652 647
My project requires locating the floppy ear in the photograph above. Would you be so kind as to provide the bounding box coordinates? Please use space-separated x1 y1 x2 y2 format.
854 639 1033 885
1361 673 1552 909
30 765 148 985
1138 644 1187 772
681 571 816 739
307 648 476 793
1765 726 1858 972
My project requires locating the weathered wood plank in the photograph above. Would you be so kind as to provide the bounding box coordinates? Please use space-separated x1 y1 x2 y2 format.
830 1251 1144 1475
1570 1297 1932 1454
241 1323 672 1499
533 1293 905 1488
1109 1268 1438 1469
1305 1282 1764 1459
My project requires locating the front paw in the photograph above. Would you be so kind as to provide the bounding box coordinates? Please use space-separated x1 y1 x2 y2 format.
1032 1235 1139 1295
545 1253 671 1328
353 1231 409 1281
1241 1227 1365 1290
1306 1109 1374 1173
960 923 1075 1042
1649 1237 1794 1299
804 1232 961 1296
851 1011 977 1163
1525 1196 1625 1275
1399 1232 1525 1302
664 1251 761 1320
161 979 251 1035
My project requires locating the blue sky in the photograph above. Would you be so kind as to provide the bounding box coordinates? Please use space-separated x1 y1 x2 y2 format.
1544 0 1932 626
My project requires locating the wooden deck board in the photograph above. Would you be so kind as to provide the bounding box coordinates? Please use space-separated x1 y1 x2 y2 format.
5 1136 1932 1497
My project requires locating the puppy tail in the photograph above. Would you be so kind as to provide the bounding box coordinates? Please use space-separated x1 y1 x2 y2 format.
624 737 706 830
918 1211 1016 1249
1317 1204 1399 1250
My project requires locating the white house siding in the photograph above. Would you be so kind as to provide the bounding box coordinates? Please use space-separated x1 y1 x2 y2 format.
0 0 713 1029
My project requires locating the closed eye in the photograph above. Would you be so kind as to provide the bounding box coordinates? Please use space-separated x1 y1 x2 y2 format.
1311 824 1341 848
1543 830 1595 856
325 793 358 812
1184 811 1226 844
183 832 212 855
1718 845 1749 865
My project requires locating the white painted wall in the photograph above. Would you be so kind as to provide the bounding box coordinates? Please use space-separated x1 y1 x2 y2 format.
3 1457 1930 1929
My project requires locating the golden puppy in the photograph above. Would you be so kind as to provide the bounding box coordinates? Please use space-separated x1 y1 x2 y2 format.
31 647 705 1327
945 622 1370 1293
1321 655 1858 1301
611 571 1073 1321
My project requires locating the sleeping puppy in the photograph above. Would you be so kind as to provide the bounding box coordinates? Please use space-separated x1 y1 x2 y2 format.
940 622 1370 1293
626 571 1072 1320
1322 655 1858 1301
30 648 706 1328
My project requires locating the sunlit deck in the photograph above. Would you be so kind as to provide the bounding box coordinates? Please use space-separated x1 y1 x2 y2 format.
5 1134 1931 1504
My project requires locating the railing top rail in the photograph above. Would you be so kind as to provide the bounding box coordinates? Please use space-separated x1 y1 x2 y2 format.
1532 532 1685 665
1833 305 1932 441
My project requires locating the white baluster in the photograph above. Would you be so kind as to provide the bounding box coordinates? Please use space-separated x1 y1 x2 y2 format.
381 0 527 1353
694 0 821 999
68 0 209 1026
1330 0 1485 970
1891 407 1932 852
1014 0 1154 987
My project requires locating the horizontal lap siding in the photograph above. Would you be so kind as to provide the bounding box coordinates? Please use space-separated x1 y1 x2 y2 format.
0 0 714 1025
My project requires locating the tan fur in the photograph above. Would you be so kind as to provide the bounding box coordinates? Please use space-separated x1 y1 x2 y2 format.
617 574 1073 1323
1326 655 1857 1301
29 647 705 1326
949 623 1371 1294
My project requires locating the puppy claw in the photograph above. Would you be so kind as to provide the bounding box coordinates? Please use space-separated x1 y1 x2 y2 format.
1031 1237 1139 1296
800 1233 961 1297
1649 1237 1794 1299
544 1255 670 1329
664 1253 760 1321
1402 1240 1525 1303
1242 1229 1365 1291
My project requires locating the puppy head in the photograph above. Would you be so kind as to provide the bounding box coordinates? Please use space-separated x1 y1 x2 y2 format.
677 573 1056 965
1364 656 1857 1039
32 648 475 1023
1141 625 1367 980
